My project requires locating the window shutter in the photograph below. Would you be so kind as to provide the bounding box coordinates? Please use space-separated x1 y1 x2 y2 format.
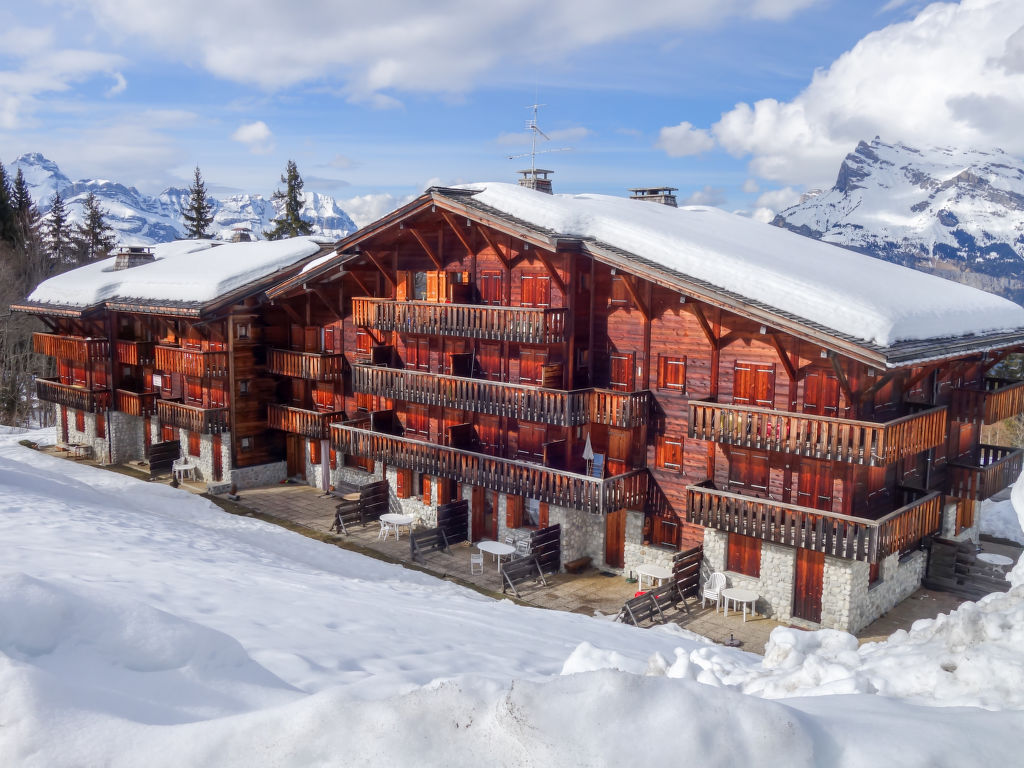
422 475 432 506
188 431 200 457
309 439 321 465
506 495 523 528
95 412 106 439
396 468 412 499
538 502 549 528
75 410 85 432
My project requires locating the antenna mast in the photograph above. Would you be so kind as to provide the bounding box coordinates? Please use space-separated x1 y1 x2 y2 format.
508 103 570 194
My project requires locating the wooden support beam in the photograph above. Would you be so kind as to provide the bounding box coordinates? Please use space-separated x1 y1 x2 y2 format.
858 369 896 404
904 363 941 392
619 274 650 321
718 330 743 349
769 332 798 383
345 270 374 298
277 301 304 327
407 227 443 270
828 353 857 406
476 225 510 270
984 349 1016 373
311 287 344 322
689 303 718 350
535 249 568 299
364 250 396 290
440 211 475 257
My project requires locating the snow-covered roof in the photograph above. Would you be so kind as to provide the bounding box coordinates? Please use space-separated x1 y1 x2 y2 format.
27 237 322 309
457 183 1024 348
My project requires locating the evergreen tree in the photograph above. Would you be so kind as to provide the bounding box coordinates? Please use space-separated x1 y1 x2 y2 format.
44 191 74 265
11 169 40 247
182 165 214 239
264 159 313 240
70 192 117 265
0 162 17 248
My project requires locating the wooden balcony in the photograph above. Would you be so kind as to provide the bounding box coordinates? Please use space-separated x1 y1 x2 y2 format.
267 348 345 381
115 390 159 417
953 377 1024 424
352 298 569 344
947 444 1024 501
156 399 229 434
155 346 229 378
32 333 109 363
686 481 942 563
35 378 111 413
688 400 947 466
115 340 156 367
267 404 346 439
331 423 648 514
351 364 649 428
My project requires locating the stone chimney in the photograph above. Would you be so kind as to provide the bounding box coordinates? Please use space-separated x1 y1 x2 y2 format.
517 168 553 194
629 187 678 207
113 245 155 270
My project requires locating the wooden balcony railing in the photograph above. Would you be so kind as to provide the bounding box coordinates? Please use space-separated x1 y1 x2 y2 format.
686 481 942 563
953 377 1024 424
115 340 156 367
351 364 649 428
115 390 159 417
155 346 229 378
688 400 947 466
35 378 111 413
331 423 648 514
267 348 346 381
352 298 569 344
947 444 1024 501
32 333 109 363
156 399 229 434
267 404 346 440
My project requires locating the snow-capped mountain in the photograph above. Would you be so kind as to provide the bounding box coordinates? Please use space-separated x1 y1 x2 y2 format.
772 138 1024 303
6 153 357 244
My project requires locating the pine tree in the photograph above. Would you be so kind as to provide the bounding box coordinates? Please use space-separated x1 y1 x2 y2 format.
264 160 313 240
70 192 117 265
11 169 40 248
43 191 74 266
0 162 18 248
182 165 214 239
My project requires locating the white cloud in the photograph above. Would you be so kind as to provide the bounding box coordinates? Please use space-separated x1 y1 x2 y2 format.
655 121 715 157
751 206 777 223
755 186 801 213
339 192 417 228
231 121 274 154
681 185 726 206
71 1 820 97
105 72 126 97
697 0 1024 188
742 178 760 194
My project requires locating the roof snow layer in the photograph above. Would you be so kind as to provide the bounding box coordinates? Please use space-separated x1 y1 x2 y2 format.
28 237 322 308
463 183 1024 347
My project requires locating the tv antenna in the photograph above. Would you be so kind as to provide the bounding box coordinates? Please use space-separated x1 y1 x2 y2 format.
507 103 571 174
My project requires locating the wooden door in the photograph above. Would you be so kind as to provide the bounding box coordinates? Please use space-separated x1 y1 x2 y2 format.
609 352 635 392
519 347 546 386
793 548 824 623
477 343 502 381
477 415 500 455
605 508 626 568
521 274 551 307
802 369 840 416
734 362 775 408
479 271 503 305
795 458 833 511
212 433 223 481
286 434 304 477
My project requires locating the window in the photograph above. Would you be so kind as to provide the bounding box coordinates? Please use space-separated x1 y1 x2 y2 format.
396 468 412 499
185 378 203 407
479 271 502 305
517 423 546 462
609 352 635 392
524 498 541 527
405 405 429 439
309 439 321 465
421 474 432 505
610 275 632 306
239 380 250 396
656 437 683 472
162 424 176 443
95 412 105 439
727 533 761 576
240 436 253 452
235 322 251 340
733 362 775 408
209 382 227 408
657 355 686 392
407 337 430 372
520 273 551 307
728 449 769 493
75 410 85 433
188 431 201 457
355 329 372 358
519 347 546 386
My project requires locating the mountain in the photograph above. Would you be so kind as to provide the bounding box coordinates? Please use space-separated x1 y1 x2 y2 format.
5 153 357 244
772 138 1024 304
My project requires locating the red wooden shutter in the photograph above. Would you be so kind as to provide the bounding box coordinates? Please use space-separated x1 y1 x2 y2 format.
95 412 106 439
506 495 523 528
658 356 686 391
609 353 634 392
727 533 762 576
480 272 502 305
309 439 321 465
421 475 432 505
75 410 85 432
188 431 200 457
396 468 412 499
329 447 337 470
519 348 545 385
162 424 175 443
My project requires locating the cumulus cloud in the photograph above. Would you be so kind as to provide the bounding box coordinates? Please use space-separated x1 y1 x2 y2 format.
71 0 820 98
681 185 727 206
339 191 417 228
105 72 127 97
742 178 760 194
655 121 715 157
755 186 801 213
658 0 1024 188
231 121 274 154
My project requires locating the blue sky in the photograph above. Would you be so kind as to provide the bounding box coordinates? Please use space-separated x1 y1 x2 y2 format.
2 0 1022 224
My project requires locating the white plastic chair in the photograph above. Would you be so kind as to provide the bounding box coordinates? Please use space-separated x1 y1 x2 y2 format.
702 572 727 611
377 519 390 541
515 540 530 559
470 552 484 575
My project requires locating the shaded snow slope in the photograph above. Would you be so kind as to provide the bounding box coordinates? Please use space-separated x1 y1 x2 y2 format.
461 182 1024 347
2 430 1024 767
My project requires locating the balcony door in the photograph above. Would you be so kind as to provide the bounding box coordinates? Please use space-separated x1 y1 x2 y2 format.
605 508 626 568
609 352 635 392
479 271 503 305
521 274 551 307
794 458 833 512
793 548 824 623
802 369 840 417
733 362 775 408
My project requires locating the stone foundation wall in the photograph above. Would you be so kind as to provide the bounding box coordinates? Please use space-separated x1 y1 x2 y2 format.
550 505 606 570
623 511 677 577
852 550 927 633
330 464 383 489
304 439 332 491
166 427 230 485
107 411 146 465
64 408 112 464
384 467 439 526
229 459 286 490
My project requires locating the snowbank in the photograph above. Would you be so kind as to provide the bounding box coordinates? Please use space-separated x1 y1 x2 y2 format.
460 183 1024 347
27 237 321 307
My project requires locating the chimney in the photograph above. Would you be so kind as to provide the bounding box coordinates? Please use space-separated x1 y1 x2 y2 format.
629 187 678 207
517 168 553 194
113 245 155 270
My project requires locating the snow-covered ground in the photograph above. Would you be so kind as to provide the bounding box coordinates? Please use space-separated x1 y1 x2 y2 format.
2 428 1023 767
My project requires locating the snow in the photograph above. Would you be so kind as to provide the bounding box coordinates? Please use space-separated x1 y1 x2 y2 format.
27 237 322 308
300 250 338 274
980 491 1024 545
3 429 1024 766
460 182 1024 348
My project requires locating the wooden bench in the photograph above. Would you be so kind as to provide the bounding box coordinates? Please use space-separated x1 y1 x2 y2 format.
564 556 591 574
615 592 666 627
410 527 450 563
330 480 389 533
501 555 547 598
648 579 691 617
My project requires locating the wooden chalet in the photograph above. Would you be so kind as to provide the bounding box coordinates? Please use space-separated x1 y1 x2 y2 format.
14 239 333 486
265 179 1024 631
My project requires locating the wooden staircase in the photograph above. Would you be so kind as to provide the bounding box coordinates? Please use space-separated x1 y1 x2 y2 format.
924 538 1011 600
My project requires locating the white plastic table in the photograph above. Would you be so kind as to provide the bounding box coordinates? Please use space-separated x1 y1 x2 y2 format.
636 563 672 590
977 552 1014 569
380 513 415 541
477 540 515 570
172 458 197 481
721 587 759 622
